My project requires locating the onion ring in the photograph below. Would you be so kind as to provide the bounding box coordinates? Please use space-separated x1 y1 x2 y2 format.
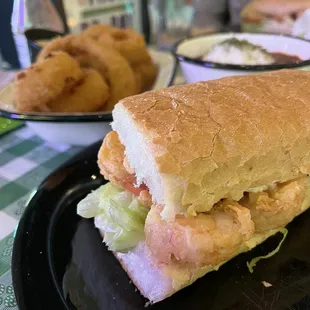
97 27 150 65
47 69 109 112
82 25 158 92
14 51 83 112
134 59 158 92
38 35 138 110
81 24 114 40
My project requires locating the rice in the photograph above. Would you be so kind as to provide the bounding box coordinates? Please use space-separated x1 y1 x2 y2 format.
203 38 275 66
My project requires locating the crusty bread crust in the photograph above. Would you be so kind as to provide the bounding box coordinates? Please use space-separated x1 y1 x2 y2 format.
114 70 310 216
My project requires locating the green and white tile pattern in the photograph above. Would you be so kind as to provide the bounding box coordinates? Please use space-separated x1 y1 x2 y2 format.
0 127 81 309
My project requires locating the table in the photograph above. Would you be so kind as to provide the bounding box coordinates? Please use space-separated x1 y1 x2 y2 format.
0 126 80 309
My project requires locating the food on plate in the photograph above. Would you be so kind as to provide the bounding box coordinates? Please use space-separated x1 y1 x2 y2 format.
134 60 158 92
241 0 310 34
202 38 302 65
145 202 254 266
81 24 114 41
97 131 152 206
77 69 310 303
241 177 307 232
14 24 157 113
37 35 138 111
46 69 109 113
87 26 148 65
14 52 84 112
203 38 275 65
82 25 157 93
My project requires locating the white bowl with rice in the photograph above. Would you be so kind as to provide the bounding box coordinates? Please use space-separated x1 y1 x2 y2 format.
173 32 310 83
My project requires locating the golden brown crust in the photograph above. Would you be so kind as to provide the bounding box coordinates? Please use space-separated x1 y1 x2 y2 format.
117 69 310 213
46 69 109 112
14 51 83 112
133 59 158 92
81 24 114 40
37 35 138 110
82 24 157 93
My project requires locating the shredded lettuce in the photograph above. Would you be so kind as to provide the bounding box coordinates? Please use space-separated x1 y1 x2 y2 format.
246 228 288 273
77 182 149 253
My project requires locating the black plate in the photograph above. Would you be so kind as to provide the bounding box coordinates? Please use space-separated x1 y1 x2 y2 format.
12 142 310 310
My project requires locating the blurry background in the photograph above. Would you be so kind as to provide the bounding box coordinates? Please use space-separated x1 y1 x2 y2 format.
2 0 310 69
0 0 256 69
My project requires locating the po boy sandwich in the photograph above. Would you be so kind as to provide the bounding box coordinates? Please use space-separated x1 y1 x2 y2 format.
77 69 310 303
241 0 310 34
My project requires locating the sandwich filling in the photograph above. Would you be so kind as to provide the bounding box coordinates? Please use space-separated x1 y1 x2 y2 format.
78 131 310 268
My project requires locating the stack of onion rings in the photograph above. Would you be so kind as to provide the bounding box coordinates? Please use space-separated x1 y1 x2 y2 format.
47 69 109 113
14 24 157 113
82 25 157 92
14 52 84 112
37 35 138 110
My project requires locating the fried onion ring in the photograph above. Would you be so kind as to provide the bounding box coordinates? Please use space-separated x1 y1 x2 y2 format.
97 27 149 65
14 51 83 112
97 27 157 91
82 25 157 92
38 35 138 110
134 59 158 92
47 69 109 112
81 24 114 40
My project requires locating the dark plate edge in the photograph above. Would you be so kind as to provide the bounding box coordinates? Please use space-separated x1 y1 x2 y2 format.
11 141 102 310
0 109 113 122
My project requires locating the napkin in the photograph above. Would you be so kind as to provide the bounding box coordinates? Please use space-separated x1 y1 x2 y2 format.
0 117 23 135
292 9 310 39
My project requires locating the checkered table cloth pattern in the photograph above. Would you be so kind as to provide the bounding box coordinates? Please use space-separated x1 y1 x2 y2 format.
0 127 81 309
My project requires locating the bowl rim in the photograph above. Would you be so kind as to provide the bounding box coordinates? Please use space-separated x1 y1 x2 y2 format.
0 48 177 123
0 109 113 122
172 32 310 71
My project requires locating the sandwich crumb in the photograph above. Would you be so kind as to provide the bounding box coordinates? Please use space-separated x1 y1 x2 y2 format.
261 281 272 288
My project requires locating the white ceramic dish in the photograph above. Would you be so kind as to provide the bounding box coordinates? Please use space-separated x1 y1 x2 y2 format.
0 49 176 146
173 32 310 83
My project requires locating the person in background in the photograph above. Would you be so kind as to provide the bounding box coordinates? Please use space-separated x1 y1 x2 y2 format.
241 0 310 34
191 0 310 34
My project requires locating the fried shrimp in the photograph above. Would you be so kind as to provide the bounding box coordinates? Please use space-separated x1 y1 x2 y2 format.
145 202 255 266
14 52 83 112
98 131 152 206
38 35 137 110
47 69 109 112
98 131 135 185
241 176 307 232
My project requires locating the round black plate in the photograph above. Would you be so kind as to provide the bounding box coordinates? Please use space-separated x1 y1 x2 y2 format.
12 142 310 310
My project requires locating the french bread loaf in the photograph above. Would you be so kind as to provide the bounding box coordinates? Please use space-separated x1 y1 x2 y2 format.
112 70 310 220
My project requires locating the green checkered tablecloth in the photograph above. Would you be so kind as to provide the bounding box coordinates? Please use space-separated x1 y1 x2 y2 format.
0 126 81 309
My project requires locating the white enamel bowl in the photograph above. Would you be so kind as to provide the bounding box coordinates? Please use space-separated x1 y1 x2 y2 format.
0 49 176 146
173 32 310 83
